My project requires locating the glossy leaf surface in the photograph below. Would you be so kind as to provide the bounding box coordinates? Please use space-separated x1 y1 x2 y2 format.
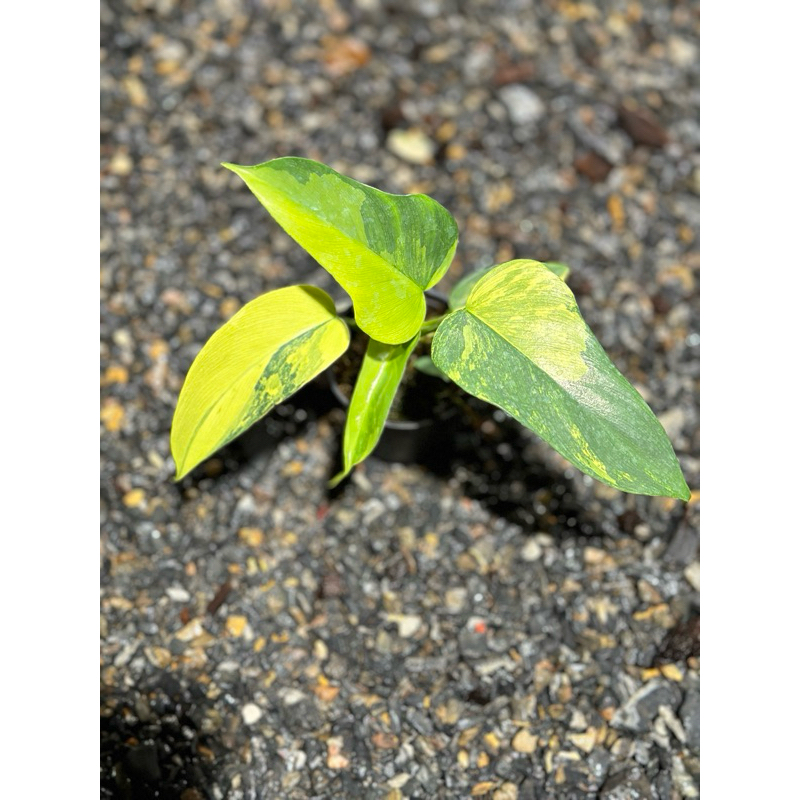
432 260 689 498
448 260 569 310
223 157 458 344
332 334 419 486
171 285 349 480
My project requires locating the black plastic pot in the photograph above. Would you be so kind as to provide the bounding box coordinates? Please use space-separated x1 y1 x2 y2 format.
327 290 454 465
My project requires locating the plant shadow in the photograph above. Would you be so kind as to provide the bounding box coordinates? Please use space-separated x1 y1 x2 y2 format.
328 387 597 537
101 673 223 800
420 398 597 536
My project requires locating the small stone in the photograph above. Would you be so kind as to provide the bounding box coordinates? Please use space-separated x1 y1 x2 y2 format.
568 728 597 753
387 773 411 789
512 728 537 754
241 703 262 725
175 618 205 642
435 697 464 725
493 783 518 800
684 561 700 591
471 782 496 797
574 151 612 183
225 615 248 638
385 613 423 638
680 686 700 752
371 731 399 749
520 539 543 562
446 142 467 161
660 663 684 682
671 754 699 797
238 527 264 547
583 546 608 566
617 102 668 148
387 128 436 165
312 682 340 703
658 705 686 744
101 364 129 385
144 646 172 669
475 656 516 676
499 84 545 126
165 586 190 603
101 399 126 432
322 36 371 77
485 181 514 213
600 766 653 799
569 710 588 730
668 36 698 68
109 150 133 176
122 75 148 107
280 688 307 706
122 488 145 508
326 736 350 769
445 587 468 612
637 580 663 605
611 679 682 733
607 193 625 232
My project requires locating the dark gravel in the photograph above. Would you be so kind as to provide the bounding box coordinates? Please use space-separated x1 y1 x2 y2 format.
101 1 699 797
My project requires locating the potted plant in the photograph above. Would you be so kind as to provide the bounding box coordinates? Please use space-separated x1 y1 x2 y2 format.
170 157 689 500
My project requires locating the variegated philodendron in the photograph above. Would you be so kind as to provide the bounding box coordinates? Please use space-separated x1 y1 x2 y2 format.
170 157 690 500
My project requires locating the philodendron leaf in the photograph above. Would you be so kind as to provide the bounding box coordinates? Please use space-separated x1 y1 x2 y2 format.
432 260 689 499
448 260 569 310
412 354 450 382
331 333 420 486
542 261 570 281
171 285 349 480
223 157 459 345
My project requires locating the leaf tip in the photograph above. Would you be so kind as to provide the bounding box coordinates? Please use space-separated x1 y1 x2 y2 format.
171 456 190 482
221 161 247 178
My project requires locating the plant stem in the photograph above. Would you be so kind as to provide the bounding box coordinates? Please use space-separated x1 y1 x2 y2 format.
419 314 448 335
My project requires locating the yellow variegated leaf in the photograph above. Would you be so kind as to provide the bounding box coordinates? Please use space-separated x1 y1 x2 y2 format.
432 260 689 499
448 260 569 310
331 333 420 486
222 158 458 345
171 285 349 480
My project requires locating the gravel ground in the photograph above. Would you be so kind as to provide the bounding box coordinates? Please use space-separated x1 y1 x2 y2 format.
100 1 699 797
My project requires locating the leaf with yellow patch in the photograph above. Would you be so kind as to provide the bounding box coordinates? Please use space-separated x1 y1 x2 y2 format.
432 260 689 499
223 157 458 344
448 260 569 311
171 285 349 479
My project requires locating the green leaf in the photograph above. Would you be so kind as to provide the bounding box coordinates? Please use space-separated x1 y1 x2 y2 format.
542 261 570 281
223 157 459 345
331 333 419 486
432 260 689 499
171 285 349 480
449 260 569 310
412 354 450 382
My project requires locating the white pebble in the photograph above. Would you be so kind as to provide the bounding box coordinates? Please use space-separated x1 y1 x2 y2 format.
242 703 262 725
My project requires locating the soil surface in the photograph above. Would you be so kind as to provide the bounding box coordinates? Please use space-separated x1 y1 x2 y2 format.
101 1 699 797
